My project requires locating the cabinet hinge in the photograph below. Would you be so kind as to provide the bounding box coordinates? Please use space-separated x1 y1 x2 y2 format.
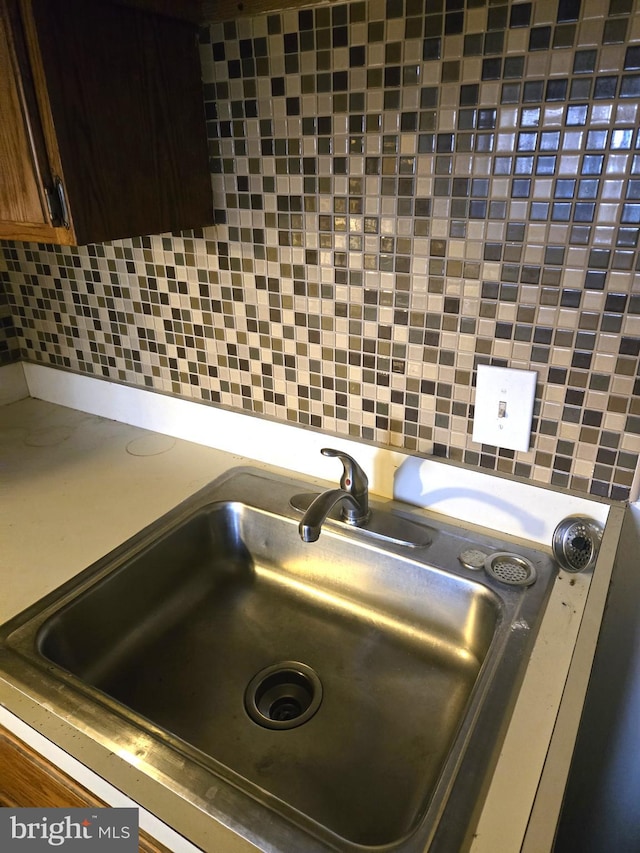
45 178 69 229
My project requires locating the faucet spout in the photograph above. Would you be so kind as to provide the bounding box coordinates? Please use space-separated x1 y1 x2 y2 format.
299 488 366 543
298 449 370 542
292 447 431 549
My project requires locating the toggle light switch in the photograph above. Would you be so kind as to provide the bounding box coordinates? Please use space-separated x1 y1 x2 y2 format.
472 365 537 452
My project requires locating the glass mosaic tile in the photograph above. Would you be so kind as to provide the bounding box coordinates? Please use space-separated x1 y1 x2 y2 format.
2 0 640 500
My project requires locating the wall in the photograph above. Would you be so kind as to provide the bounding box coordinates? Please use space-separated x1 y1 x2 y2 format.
2 0 640 500
0 279 18 366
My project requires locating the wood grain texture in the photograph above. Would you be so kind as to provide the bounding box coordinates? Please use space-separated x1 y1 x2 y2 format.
203 0 327 22
0 220 74 243
0 725 173 853
113 0 203 23
30 0 213 244
0 0 49 228
0 0 213 245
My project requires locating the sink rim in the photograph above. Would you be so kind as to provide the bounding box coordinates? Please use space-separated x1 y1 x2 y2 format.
29 498 504 846
0 466 556 853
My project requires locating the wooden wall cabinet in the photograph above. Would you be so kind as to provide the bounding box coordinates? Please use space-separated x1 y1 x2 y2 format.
0 723 171 852
202 0 313 22
0 0 213 246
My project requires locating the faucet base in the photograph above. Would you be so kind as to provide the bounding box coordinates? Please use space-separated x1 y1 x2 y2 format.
290 492 432 549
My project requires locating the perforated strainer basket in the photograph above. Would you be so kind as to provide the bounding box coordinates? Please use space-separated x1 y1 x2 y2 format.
484 552 537 587
552 516 603 573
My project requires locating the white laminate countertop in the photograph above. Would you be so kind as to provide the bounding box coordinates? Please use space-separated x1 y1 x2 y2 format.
1 397 242 625
0 394 625 853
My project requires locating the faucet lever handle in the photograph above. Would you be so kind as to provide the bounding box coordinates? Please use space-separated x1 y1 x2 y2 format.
321 448 368 497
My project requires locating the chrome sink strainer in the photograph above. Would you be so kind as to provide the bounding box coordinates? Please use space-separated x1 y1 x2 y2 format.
484 552 537 587
245 662 323 730
552 516 603 573
459 548 537 586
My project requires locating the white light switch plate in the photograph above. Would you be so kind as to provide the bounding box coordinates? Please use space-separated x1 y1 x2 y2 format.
472 365 537 452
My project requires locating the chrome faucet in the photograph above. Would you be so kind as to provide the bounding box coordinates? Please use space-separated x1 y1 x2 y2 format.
299 448 370 542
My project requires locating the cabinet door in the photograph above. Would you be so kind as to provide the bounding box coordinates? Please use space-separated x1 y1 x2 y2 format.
0 0 212 246
0 0 62 242
29 0 213 245
0 724 172 853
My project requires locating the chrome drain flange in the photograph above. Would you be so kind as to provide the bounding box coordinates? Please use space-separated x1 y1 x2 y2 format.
552 516 602 573
245 662 323 730
484 552 537 587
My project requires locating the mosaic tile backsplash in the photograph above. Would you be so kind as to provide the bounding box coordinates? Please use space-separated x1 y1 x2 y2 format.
2 0 640 500
0 281 18 366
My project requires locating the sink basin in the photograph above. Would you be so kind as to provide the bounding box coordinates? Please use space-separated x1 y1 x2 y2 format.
39 502 497 846
0 467 556 852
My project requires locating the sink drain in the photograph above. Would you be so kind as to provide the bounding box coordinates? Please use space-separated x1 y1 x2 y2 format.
245 662 323 730
552 516 602 573
484 552 536 586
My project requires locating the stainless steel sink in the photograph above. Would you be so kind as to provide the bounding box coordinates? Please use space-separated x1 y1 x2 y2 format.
0 467 557 852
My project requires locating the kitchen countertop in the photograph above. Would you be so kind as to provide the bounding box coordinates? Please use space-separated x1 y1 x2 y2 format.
1 397 242 625
0 394 625 852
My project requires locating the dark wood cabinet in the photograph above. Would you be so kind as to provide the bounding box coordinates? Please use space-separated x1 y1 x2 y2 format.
0 0 213 245
0 723 172 853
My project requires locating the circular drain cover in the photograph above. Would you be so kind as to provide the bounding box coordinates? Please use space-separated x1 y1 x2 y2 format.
552 516 602 573
245 662 323 730
459 548 489 570
484 552 537 586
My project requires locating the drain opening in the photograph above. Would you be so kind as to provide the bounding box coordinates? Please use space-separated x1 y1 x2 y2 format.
484 552 536 587
270 696 302 721
245 662 323 730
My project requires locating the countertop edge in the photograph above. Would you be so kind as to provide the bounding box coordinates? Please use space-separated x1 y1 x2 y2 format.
0 705 208 853
520 503 626 852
